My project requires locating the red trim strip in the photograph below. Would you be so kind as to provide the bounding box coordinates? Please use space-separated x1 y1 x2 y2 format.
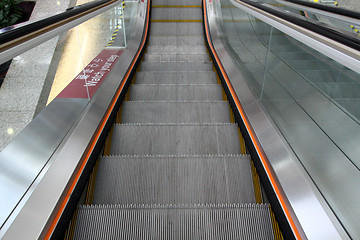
202 0 301 239
43 1 151 239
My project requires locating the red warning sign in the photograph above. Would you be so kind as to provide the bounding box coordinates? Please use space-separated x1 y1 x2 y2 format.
56 49 124 99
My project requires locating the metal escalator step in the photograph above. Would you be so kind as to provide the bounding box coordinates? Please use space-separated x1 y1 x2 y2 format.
121 101 231 123
128 84 223 101
146 45 208 54
140 62 213 71
149 36 205 46
150 22 204 36
152 0 201 6
110 123 241 155
152 7 202 21
92 155 255 204
73 204 275 240
143 53 209 62
135 71 217 84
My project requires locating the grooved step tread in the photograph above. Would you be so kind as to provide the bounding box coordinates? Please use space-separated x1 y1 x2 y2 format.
152 0 202 6
151 7 202 21
73 204 275 240
149 36 205 46
92 155 255 204
110 124 241 155
135 71 217 84
150 22 204 36
146 45 208 54
143 53 210 62
121 101 231 123
128 84 224 101
140 61 213 71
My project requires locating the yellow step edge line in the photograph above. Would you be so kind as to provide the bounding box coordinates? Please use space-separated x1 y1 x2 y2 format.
151 19 202 23
270 205 284 240
239 129 246 154
250 161 263 204
153 5 201 7
65 208 78 240
87 158 100 204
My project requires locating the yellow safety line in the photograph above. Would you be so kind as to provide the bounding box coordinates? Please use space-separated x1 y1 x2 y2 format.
250 161 263 203
63 207 78 240
63 224 70 240
229 109 235 124
84 157 100 205
330 2 359 36
107 3 125 46
350 25 360 35
152 5 201 8
239 129 247 154
151 19 202 23
270 205 284 240
124 84 131 100
103 125 114 155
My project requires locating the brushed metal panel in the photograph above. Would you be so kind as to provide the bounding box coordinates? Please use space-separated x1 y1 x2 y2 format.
206 0 349 238
0 1 149 239
0 98 88 229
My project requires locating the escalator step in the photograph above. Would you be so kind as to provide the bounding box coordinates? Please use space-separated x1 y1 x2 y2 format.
151 7 202 21
110 123 241 155
121 101 231 123
92 155 255 204
152 0 201 6
146 45 208 54
73 204 275 240
140 62 213 71
149 36 205 46
135 71 217 84
128 84 223 101
150 22 204 36
143 53 210 62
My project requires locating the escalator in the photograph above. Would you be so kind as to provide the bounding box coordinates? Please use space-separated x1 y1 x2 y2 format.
71 1 277 239
1 0 360 239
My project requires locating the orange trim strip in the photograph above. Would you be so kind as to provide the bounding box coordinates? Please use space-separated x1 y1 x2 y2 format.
43 1 151 239
202 0 301 239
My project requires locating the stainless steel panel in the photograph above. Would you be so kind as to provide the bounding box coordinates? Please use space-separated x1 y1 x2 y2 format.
229 0 360 75
0 1 150 239
205 0 349 238
0 98 88 230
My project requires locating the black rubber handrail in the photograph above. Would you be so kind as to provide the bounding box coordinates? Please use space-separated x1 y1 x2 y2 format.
0 0 118 45
236 0 360 51
283 0 360 19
